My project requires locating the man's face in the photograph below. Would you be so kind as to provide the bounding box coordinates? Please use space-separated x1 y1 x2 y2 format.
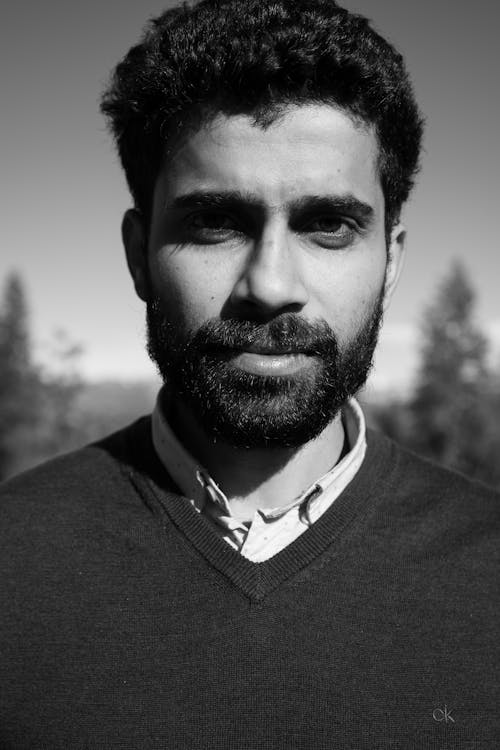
125 104 404 448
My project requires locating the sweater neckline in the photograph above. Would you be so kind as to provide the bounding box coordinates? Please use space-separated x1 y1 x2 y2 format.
120 418 394 601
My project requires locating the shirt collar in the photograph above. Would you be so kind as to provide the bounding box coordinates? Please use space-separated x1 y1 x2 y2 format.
151 388 366 518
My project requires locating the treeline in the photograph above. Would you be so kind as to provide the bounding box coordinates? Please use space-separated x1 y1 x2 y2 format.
1 263 500 488
0 273 155 480
366 261 500 489
0 274 83 479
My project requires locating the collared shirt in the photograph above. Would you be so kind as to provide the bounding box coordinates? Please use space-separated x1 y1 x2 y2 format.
152 392 366 562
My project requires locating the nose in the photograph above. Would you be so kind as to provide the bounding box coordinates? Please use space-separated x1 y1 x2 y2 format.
229 221 309 315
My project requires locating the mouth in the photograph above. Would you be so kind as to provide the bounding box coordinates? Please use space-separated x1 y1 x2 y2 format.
207 343 310 355
241 346 304 355
224 349 314 376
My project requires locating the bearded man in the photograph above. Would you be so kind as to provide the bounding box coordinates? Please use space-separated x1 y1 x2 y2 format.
1 1 499 747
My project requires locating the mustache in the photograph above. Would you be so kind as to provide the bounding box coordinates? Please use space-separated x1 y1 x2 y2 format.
187 314 339 357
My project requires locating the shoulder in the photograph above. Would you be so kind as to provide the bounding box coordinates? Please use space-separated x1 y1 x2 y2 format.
0 417 152 531
0 418 162 635
365 429 500 556
367 427 500 502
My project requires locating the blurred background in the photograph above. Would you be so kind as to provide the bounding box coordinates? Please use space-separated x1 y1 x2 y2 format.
1 0 499 485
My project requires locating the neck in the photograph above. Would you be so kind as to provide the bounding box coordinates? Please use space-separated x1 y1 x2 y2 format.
169 399 346 521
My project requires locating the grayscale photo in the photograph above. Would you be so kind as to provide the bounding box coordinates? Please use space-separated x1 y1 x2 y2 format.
1 0 499 747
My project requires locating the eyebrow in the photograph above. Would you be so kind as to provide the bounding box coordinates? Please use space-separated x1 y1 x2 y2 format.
290 195 375 222
169 191 256 211
168 190 375 222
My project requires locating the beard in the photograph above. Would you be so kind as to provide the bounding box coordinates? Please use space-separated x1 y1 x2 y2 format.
146 295 384 450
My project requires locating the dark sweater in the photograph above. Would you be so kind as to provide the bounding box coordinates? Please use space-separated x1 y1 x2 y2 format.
0 418 498 749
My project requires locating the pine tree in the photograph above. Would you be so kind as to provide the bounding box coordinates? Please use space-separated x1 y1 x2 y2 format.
0 273 37 478
408 260 491 478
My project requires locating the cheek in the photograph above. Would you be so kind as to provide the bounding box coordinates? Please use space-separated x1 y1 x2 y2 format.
149 250 231 330
311 253 387 336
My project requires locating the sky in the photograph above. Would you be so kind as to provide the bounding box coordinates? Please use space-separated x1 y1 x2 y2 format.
1 0 499 392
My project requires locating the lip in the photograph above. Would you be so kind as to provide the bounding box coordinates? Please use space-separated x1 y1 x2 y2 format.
228 350 313 376
242 346 300 355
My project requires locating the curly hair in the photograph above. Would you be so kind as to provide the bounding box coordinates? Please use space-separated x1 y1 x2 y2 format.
101 0 424 230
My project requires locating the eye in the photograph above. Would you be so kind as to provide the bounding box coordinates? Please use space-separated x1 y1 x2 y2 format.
185 211 242 243
302 215 356 249
191 212 235 230
308 216 344 233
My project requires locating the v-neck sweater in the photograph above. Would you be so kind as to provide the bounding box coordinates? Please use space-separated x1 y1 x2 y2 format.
151 393 366 561
0 417 499 749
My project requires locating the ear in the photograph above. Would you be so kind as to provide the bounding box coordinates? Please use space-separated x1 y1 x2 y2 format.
383 222 406 311
122 208 149 302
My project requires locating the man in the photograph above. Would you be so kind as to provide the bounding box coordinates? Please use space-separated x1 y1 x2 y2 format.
1 0 498 747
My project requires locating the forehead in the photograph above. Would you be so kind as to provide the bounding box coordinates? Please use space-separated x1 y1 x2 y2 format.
157 104 383 211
